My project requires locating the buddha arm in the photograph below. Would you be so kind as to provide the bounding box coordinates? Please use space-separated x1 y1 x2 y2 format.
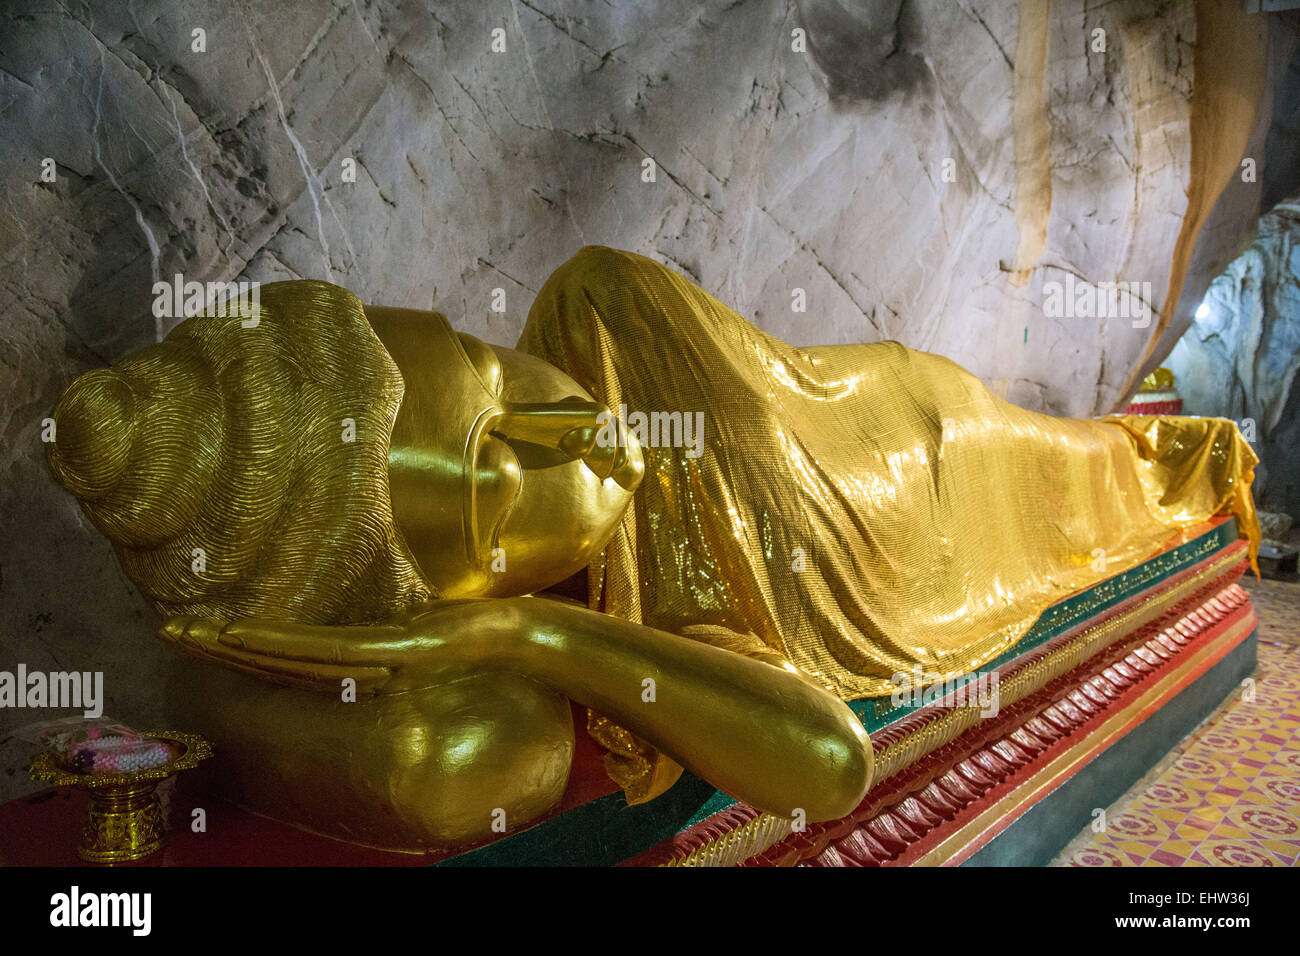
502 597 873 820
160 597 873 821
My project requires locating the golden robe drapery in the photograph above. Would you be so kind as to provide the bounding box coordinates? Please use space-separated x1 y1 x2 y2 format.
520 246 1259 706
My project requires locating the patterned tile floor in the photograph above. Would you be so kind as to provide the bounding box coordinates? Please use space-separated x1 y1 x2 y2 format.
1052 576 1300 866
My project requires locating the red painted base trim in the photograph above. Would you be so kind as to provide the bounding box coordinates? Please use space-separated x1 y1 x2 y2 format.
1124 398 1183 415
796 583 1255 867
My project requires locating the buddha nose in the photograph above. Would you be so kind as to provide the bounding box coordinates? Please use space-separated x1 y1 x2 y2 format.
46 368 137 501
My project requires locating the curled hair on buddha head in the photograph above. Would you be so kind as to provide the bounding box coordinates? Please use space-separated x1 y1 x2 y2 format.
47 280 434 625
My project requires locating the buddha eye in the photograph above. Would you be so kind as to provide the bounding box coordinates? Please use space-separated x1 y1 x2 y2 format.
457 333 503 396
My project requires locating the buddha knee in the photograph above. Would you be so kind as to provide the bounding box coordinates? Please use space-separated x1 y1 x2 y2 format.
166 659 574 850
380 674 575 848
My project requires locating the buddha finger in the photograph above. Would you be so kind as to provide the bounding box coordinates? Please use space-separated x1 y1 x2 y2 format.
558 425 597 459
558 425 615 477
496 400 604 450
159 616 407 667
202 652 389 693
158 617 393 690
221 618 411 664
611 442 644 490
583 427 620 480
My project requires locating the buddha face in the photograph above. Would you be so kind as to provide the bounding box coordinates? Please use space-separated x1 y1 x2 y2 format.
365 306 642 599
45 281 640 625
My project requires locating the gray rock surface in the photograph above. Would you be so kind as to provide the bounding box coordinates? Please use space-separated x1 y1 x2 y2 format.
1167 196 1300 523
1 0 1297 802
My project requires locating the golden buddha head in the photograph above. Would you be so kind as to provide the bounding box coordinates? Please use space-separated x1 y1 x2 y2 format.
46 280 642 624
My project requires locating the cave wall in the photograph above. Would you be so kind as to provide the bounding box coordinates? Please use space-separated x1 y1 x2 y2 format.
0 0 1295 799
1166 196 1300 523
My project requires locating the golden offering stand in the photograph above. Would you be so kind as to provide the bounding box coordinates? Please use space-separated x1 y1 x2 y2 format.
29 731 213 864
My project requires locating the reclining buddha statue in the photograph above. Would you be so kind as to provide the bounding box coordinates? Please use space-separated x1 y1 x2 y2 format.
45 245 1259 851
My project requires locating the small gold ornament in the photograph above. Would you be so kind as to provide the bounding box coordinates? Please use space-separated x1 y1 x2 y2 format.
29 731 213 864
